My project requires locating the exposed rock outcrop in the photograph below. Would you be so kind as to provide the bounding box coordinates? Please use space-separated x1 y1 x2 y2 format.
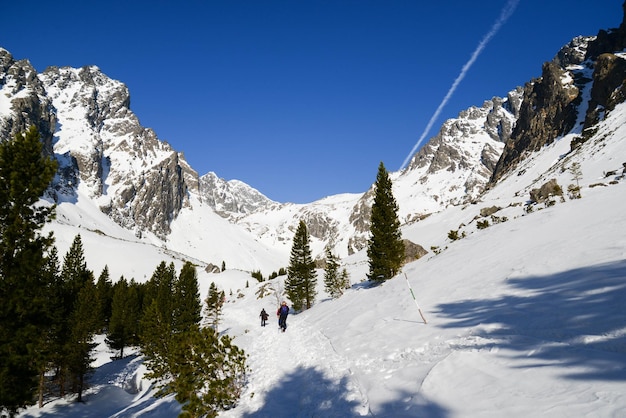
199 172 275 217
492 3 626 182
491 62 580 183
529 178 563 204
403 239 428 264
0 49 56 156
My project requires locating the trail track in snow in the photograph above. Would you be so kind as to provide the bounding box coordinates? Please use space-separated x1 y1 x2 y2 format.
220 308 370 417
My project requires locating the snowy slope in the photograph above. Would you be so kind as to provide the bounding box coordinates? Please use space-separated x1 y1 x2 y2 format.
19 97 626 418
45 189 287 283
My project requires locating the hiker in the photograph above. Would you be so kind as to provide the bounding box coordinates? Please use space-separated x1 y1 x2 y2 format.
260 308 269 327
276 301 289 332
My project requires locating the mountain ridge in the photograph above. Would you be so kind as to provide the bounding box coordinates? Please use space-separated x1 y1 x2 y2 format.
0 4 625 275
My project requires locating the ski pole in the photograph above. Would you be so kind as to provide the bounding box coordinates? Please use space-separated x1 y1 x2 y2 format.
404 273 427 324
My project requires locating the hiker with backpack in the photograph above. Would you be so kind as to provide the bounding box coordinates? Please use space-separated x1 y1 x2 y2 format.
276 301 289 332
259 308 269 327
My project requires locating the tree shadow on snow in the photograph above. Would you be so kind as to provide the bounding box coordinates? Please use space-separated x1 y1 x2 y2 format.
242 365 448 418
435 259 626 381
369 388 450 418
242 366 360 417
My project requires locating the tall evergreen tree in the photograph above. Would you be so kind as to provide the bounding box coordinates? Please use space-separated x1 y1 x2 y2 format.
173 261 202 332
367 162 405 283
46 245 69 402
141 261 176 322
141 261 202 390
323 246 350 298
107 277 141 358
204 282 225 331
285 220 317 310
139 263 177 382
95 265 114 331
0 126 57 416
58 234 96 398
36 245 63 408
61 235 92 299
65 276 98 402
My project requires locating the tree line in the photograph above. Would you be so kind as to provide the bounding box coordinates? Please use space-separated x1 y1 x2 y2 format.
0 127 246 418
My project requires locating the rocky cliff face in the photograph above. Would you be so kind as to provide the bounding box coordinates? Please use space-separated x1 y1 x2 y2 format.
0 49 56 159
42 65 200 238
581 17 626 139
398 91 521 209
491 60 581 183
491 3 626 182
0 52 198 239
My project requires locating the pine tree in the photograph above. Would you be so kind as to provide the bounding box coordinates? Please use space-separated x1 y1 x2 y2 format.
323 246 350 298
204 282 225 331
0 126 58 415
46 245 70 401
36 245 63 408
140 262 177 381
95 266 114 331
142 261 176 319
339 268 350 291
141 262 247 417
61 235 93 303
58 234 97 398
323 246 339 296
153 326 248 418
140 261 202 392
65 277 98 402
285 220 317 310
173 261 202 333
568 162 583 199
107 277 141 358
367 162 405 283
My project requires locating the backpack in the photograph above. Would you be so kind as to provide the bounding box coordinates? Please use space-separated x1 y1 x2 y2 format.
279 305 289 315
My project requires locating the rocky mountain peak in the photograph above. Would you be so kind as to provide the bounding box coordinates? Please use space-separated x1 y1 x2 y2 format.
491 3 626 183
554 36 595 68
199 172 276 218
1 56 200 239
399 91 521 212
0 49 56 156
491 60 581 183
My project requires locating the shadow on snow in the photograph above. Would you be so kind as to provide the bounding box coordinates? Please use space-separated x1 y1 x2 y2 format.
435 259 626 381
242 365 449 418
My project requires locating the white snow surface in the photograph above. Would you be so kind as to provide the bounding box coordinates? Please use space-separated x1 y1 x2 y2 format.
17 105 626 416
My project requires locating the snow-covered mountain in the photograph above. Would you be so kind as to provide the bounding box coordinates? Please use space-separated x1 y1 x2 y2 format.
4 3 626 417
16 63 626 418
1 5 625 281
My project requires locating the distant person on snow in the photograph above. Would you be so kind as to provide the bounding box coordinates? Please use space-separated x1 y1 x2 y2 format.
277 301 289 332
260 308 269 327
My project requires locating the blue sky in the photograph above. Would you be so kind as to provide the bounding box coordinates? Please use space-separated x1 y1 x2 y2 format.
2 1 622 203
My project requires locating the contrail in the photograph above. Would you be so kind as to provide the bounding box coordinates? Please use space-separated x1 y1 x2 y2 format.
400 0 520 171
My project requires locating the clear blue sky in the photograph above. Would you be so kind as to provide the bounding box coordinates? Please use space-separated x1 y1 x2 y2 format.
2 1 622 203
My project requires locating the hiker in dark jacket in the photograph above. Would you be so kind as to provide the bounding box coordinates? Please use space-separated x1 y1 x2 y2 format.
260 308 269 327
276 301 289 332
